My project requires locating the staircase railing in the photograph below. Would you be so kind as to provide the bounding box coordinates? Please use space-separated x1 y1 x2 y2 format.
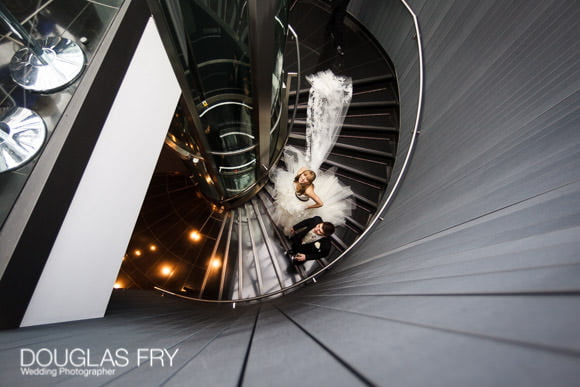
154 0 424 304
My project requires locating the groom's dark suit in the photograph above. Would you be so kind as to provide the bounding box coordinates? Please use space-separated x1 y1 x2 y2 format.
289 216 332 262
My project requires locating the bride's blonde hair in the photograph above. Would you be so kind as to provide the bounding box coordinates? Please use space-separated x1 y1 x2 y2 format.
294 170 316 194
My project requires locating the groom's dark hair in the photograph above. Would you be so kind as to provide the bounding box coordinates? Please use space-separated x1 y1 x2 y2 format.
322 222 335 236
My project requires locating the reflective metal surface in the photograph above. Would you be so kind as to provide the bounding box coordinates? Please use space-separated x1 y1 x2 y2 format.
0 0 125 228
10 37 85 93
0 107 46 173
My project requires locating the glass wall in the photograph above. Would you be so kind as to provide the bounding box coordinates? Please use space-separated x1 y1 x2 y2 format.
158 0 290 205
165 0 251 100
269 0 289 160
0 0 125 228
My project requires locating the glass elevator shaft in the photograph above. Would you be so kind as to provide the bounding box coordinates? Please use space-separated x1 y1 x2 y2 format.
149 0 290 207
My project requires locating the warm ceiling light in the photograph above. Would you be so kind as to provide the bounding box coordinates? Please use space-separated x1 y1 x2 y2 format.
211 205 224 214
134 249 142 256
161 266 172 276
189 230 202 242
149 244 157 252
113 282 122 289
205 175 213 184
211 258 221 269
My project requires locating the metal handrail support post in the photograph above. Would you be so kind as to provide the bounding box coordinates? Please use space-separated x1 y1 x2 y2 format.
218 213 235 300
245 203 264 295
250 200 284 289
257 191 306 280
237 209 244 300
199 212 229 298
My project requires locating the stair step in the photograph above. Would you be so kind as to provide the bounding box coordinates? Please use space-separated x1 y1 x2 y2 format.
243 203 283 295
291 120 398 134
342 112 398 128
288 74 395 98
352 81 398 104
288 133 393 159
286 139 392 171
259 193 309 280
322 158 387 185
352 74 395 87
283 142 389 186
295 100 398 111
250 200 286 289
346 216 365 232
234 203 264 298
351 191 377 210
331 235 348 252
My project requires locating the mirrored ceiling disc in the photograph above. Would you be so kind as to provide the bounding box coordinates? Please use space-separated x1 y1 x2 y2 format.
9 37 85 93
0 107 46 173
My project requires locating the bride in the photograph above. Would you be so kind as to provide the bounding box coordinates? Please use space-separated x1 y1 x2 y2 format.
270 69 354 234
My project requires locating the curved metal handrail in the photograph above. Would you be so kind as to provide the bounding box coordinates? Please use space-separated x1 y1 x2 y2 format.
199 101 253 117
303 0 424 273
197 58 251 69
220 131 255 139
218 158 256 172
210 144 257 156
156 0 423 304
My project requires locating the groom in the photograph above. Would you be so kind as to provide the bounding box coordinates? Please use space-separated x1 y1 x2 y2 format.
286 216 335 264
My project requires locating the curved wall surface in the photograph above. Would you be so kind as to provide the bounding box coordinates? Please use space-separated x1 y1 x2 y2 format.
278 0 580 384
1 1 579 386
282 0 580 384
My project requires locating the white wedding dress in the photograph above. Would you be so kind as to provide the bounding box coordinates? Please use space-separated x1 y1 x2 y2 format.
270 69 354 234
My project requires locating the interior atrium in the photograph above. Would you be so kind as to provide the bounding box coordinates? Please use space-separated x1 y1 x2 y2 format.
0 0 579 385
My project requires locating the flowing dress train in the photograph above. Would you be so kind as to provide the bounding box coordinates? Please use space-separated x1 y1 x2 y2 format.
270 69 354 234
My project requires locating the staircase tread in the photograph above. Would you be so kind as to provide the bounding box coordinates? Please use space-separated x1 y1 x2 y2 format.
288 133 394 158
291 119 397 132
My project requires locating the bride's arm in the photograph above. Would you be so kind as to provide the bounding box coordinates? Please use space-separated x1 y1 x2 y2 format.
305 186 323 209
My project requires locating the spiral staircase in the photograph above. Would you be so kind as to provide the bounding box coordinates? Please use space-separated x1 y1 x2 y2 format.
118 0 399 302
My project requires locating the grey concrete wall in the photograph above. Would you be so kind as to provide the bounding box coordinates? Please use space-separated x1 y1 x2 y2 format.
345 0 580 257
283 0 580 385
